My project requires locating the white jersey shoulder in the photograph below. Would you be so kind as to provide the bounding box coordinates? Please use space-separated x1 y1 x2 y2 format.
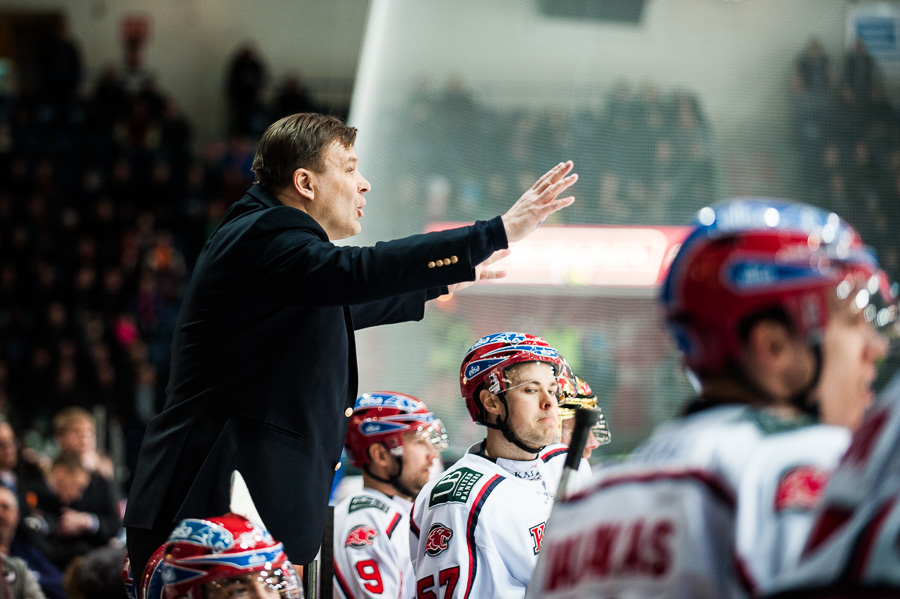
409 444 589 599
770 375 900 596
333 489 413 599
528 405 848 599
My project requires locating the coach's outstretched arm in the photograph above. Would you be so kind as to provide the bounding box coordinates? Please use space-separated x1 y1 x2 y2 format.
450 161 577 292
502 160 577 243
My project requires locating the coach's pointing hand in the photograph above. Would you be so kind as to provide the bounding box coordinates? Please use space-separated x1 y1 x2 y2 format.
501 161 577 243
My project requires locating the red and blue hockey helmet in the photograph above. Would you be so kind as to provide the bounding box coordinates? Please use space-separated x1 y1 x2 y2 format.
460 332 563 424
157 513 302 599
661 198 896 377
345 392 449 468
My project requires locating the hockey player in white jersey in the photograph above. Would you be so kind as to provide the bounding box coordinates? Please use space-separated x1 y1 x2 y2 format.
767 371 900 597
409 332 592 599
527 198 893 599
557 361 611 460
333 392 449 599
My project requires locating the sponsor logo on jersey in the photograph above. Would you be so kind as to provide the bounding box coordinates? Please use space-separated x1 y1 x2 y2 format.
348 496 390 514
424 523 453 556
513 468 542 481
529 522 546 554
429 467 483 507
345 525 378 549
775 465 829 512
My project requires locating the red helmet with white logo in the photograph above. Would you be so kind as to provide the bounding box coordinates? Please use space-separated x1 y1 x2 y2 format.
344 392 449 468
460 332 563 424
661 198 896 378
160 513 302 599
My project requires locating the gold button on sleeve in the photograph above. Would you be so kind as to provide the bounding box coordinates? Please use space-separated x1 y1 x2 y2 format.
334 462 342 471
450 255 458 264
427 261 436 268
443 258 451 266
344 407 353 417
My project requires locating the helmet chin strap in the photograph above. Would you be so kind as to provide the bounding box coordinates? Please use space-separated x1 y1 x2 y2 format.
484 392 545 457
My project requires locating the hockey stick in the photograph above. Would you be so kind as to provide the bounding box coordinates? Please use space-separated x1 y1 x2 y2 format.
556 407 600 501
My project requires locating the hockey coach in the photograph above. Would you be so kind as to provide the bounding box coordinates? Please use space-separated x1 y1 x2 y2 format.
123 112 577 577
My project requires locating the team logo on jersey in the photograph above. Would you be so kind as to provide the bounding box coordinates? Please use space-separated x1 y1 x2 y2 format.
775 465 829 512
425 523 453 556
345 525 378 549
348 496 390 514
529 522 546 554
429 467 483 507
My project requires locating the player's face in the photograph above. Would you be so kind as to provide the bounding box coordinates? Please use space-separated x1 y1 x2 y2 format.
204 573 282 599
503 362 560 447
397 429 440 496
560 417 600 459
309 140 371 240
815 298 888 430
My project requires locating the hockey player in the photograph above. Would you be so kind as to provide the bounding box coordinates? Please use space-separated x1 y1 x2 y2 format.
126 511 304 599
766 372 900 597
557 361 611 460
527 198 894 599
333 392 449 599
409 332 592 599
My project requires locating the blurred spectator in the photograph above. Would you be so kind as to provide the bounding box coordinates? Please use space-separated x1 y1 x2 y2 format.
0 486 66 599
36 17 82 109
52 409 112 480
62 544 126 599
27 452 120 572
842 37 876 101
225 43 267 136
270 74 317 121
794 37 831 94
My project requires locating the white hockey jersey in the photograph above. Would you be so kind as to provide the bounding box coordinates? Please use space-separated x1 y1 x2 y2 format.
409 443 591 599
333 489 416 599
526 405 849 599
768 373 900 597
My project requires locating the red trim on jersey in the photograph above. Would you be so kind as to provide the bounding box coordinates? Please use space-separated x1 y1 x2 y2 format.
734 549 758 595
410 502 420 538
848 494 898 581
386 512 402 539
541 447 567 462
464 474 503 599
333 560 356 599
566 468 736 510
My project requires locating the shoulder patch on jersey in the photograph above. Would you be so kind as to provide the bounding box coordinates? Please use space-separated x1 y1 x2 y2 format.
348 495 390 514
775 465 829 512
345 525 378 549
748 410 816 435
429 467 483 508
424 523 453 556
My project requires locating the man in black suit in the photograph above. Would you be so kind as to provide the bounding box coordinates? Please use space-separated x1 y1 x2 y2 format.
123 112 577 577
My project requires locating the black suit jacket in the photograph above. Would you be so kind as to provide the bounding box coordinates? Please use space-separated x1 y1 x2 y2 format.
123 184 506 564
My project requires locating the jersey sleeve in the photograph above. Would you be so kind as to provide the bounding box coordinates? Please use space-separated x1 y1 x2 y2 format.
334 508 406 599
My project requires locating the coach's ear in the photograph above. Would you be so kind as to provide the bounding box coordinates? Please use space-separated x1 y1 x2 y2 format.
293 167 315 201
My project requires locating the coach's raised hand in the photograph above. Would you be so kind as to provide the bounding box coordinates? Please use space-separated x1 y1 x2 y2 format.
501 161 577 243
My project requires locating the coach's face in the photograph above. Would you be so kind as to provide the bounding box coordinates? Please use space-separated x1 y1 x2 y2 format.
307 140 371 240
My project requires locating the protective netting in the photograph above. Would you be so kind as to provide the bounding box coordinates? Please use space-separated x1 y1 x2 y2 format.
350 0 900 461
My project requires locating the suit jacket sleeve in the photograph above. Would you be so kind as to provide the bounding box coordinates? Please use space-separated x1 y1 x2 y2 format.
242 210 506 307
